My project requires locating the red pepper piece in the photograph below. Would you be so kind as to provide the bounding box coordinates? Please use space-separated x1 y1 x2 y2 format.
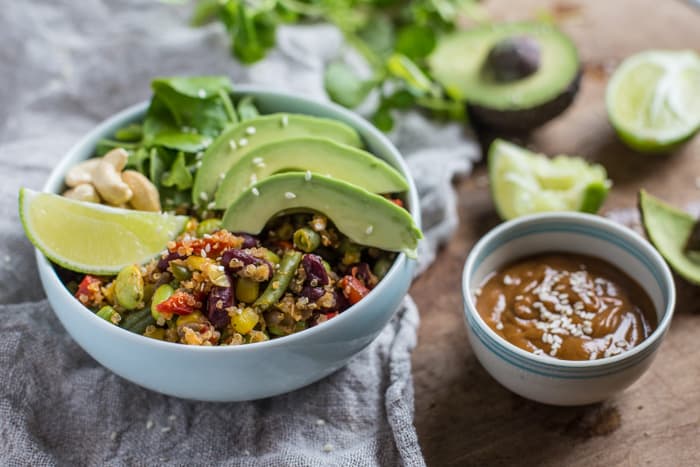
75 275 102 305
338 275 370 305
156 291 197 316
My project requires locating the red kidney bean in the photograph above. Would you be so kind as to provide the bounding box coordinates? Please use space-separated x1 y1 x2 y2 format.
207 285 234 329
157 251 184 270
302 254 328 286
234 232 259 249
301 285 325 302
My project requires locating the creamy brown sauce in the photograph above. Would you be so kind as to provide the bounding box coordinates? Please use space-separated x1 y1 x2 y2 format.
474 253 657 361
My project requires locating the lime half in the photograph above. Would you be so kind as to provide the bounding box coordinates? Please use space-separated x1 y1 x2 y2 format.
606 50 700 153
489 139 611 220
19 188 188 274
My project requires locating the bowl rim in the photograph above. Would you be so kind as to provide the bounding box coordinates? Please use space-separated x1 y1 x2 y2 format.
461 211 675 369
38 85 421 353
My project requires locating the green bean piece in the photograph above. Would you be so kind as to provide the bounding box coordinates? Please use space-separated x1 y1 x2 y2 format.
236 277 260 303
170 263 192 282
262 249 280 265
96 305 117 323
196 218 222 237
295 321 307 332
114 265 144 310
293 227 321 253
373 257 393 280
151 284 175 321
120 308 156 335
254 250 303 310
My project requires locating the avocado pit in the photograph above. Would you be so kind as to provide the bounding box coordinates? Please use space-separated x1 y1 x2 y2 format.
485 35 541 83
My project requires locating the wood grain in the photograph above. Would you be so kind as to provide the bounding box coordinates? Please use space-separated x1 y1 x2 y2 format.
410 1 700 465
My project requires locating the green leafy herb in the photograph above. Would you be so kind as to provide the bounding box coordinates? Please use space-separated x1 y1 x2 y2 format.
189 0 484 127
97 75 255 211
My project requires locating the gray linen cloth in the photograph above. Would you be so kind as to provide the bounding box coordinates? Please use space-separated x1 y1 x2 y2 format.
0 1 479 465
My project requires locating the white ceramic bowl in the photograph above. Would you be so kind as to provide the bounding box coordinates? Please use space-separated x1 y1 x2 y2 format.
36 87 420 402
462 213 675 406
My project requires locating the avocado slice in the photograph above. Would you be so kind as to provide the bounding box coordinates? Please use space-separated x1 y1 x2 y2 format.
221 173 422 257
192 114 362 206
428 22 580 131
639 190 700 284
214 137 409 209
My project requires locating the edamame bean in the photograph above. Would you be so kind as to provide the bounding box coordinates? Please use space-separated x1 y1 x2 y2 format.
114 265 144 310
254 250 302 310
170 263 192 282
96 305 117 323
196 218 222 237
372 257 393 280
236 277 260 303
151 284 175 321
293 227 321 253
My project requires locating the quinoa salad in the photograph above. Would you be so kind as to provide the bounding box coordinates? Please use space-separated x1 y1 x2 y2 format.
68 213 398 346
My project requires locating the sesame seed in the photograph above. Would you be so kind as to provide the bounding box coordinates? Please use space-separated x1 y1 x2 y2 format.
239 138 248 147
249 174 258 184
281 115 289 127
252 187 260 196
168 415 176 421
207 201 216 210
146 420 154 430
161 427 171 433
244 450 251 456
365 225 374 235
316 419 326 426
110 432 117 441
197 89 206 98
323 443 334 453
285 192 297 199
246 126 256 135
305 170 312 181
199 192 208 201
195 152 204 161
252 157 263 165
496 322 504 331
229 140 237 150
474 287 482 296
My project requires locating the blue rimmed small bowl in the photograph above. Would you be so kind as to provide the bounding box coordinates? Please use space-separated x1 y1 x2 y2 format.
462 212 675 406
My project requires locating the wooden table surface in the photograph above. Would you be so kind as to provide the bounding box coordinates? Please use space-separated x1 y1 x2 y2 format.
410 1 700 465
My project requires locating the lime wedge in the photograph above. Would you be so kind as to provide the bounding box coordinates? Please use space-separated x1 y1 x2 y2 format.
19 188 188 274
639 190 700 285
489 139 611 220
606 50 700 153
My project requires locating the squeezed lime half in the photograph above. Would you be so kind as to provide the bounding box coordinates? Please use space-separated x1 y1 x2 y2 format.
606 50 700 153
19 188 188 274
489 139 611 220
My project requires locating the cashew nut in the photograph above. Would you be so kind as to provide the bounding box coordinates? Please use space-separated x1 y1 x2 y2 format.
102 147 129 171
122 170 161 212
62 183 101 203
93 148 133 205
65 159 101 187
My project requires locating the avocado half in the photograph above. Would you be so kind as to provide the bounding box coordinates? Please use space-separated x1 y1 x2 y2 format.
428 22 581 131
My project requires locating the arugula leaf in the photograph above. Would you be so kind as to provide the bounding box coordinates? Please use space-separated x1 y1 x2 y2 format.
162 152 194 190
237 96 260 121
395 25 436 60
114 123 143 142
151 76 233 98
324 61 377 109
151 77 235 136
151 132 212 153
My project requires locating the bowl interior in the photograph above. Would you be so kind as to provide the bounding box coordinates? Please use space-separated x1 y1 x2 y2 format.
464 213 675 364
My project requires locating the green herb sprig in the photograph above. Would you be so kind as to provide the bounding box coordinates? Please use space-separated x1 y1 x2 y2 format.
190 0 486 130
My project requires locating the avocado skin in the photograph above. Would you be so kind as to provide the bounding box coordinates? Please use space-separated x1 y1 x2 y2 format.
468 70 581 131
